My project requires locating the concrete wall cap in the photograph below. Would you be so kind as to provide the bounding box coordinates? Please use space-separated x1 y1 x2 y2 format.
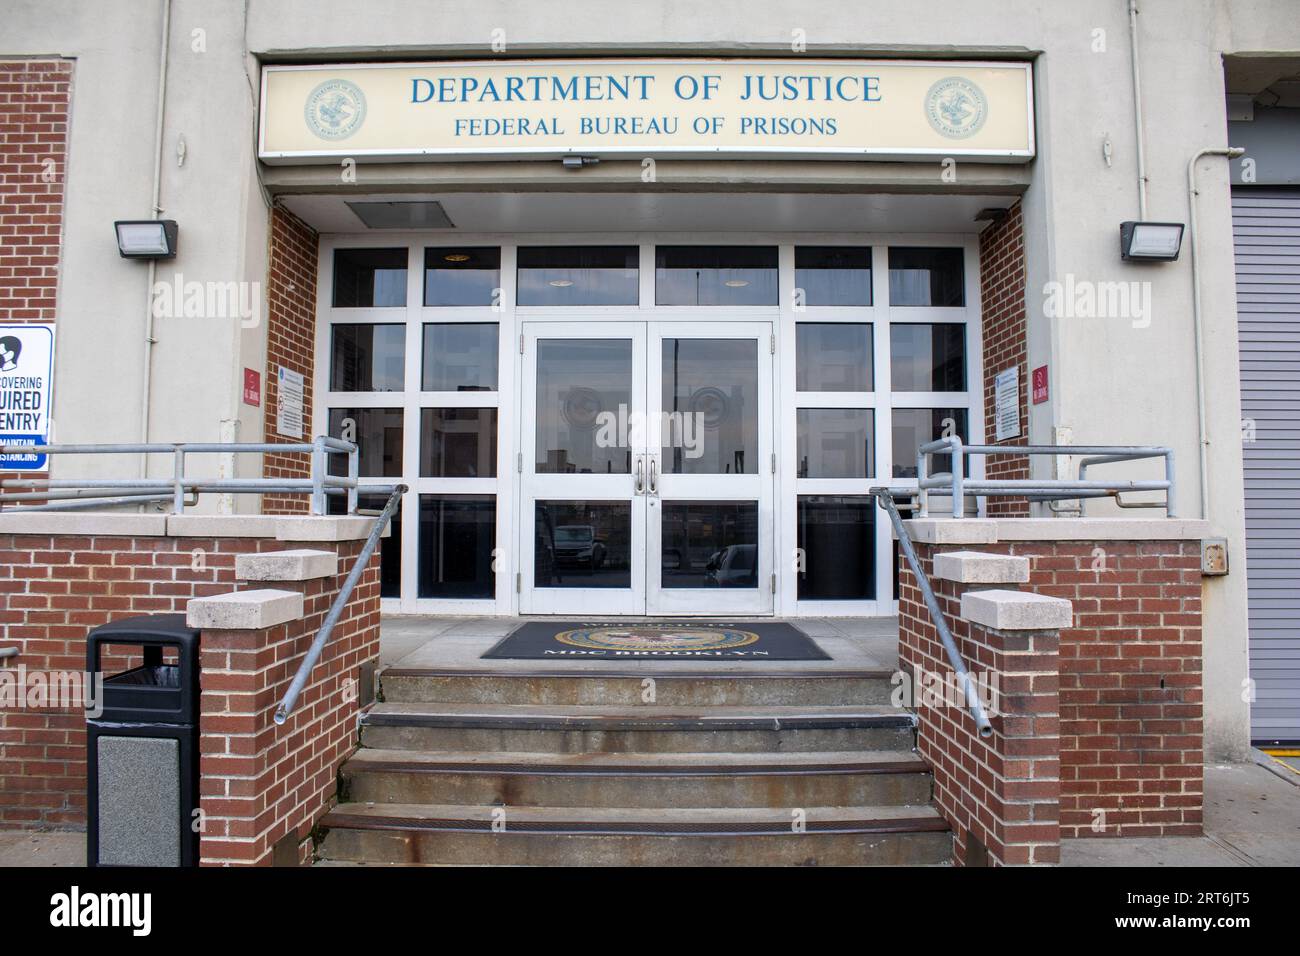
991 518 1212 541
273 515 389 542
933 550 1031 584
166 514 282 538
960 588 1073 631
902 519 999 545
236 549 338 581
186 589 303 630
0 512 168 536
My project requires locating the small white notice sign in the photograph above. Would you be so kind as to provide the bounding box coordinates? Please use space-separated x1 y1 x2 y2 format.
995 366 1021 441
276 366 305 439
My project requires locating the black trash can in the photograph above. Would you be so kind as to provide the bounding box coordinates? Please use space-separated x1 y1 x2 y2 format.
86 614 200 867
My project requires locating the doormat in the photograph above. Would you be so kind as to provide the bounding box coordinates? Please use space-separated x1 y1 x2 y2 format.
482 621 831 661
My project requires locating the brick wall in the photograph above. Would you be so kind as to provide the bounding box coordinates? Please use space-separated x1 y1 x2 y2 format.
898 551 1061 865
900 534 1204 854
262 206 320 514
1027 539 1204 837
0 523 379 838
0 59 73 502
199 538 379 865
978 202 1029 516
0 59 71 324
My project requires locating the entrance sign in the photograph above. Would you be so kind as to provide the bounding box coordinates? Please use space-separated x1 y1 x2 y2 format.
259 59 1034 164
0 324 54 472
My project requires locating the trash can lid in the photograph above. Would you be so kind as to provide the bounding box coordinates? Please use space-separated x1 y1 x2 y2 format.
89 613 200 642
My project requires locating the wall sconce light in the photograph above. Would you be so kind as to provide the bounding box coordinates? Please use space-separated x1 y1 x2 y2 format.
1119 221 1184 261
114 220 178 259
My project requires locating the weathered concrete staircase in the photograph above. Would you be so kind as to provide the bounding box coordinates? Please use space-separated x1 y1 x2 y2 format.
318 669 951 865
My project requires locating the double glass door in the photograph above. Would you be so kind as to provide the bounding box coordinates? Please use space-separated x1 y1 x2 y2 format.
519 320 774 615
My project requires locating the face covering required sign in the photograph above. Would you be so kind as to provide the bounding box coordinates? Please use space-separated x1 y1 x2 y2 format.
0 324 54 472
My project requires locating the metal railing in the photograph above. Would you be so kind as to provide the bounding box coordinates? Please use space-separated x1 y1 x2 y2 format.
915 438 1176 519
0 437 404 726
0 437 361 514
274 483 405 725
872 488 993 738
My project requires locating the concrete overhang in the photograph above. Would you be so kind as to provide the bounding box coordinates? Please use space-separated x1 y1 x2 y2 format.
277 188 1022 235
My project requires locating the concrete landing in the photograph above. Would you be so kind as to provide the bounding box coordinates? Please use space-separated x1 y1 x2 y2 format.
379 615 899 672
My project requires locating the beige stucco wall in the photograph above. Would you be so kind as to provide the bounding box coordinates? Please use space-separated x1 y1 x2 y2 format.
7 0 1300 758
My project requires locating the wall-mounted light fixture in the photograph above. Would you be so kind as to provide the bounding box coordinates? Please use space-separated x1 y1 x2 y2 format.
114 220 178 259
1119 221 1184 261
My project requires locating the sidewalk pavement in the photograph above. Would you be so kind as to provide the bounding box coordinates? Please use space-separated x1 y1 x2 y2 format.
1061 759 1300 867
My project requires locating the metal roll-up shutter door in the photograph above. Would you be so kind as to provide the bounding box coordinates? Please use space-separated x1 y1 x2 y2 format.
1233 186 1300 743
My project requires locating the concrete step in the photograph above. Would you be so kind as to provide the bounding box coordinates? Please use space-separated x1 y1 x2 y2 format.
379 667 896 707
318 802 950 866
340 748 932 808
360 703 916 754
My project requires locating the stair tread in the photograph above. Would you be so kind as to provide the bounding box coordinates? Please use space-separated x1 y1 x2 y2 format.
343 748 929 774
382 666 893 679
365 702 909 724
323 801 945 834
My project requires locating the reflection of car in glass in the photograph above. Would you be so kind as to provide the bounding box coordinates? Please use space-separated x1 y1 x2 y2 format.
704 544 758 587
554 525 607 571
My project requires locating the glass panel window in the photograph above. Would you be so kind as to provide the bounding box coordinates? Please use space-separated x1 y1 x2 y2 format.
329 493 402 598
794 246 872 306
420 408 498 478
328 407 403 477
422 323 499 392
796 323 872 392
797 409 874 478
656 246 778 305
333 248 407 307
517 246 638 306
798 496 875 600
418 495 496 599
330 324 405 392
534 501 631 589
661 502 759 589
424 247 501 306
891 408 969 478
662 338 758 475
890 323 966 391
888 247 965 306
535 339 632 475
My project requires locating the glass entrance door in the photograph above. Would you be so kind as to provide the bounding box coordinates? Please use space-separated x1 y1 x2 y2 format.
519 320 773 616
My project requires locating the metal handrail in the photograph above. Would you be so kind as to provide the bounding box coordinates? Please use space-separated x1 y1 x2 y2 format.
872 488 993 738
274 484 406 725
915 438 1176 519
0 437 361 515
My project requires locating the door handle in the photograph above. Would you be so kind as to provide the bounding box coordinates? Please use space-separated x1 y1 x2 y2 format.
648 455 659 496
634 455 645 494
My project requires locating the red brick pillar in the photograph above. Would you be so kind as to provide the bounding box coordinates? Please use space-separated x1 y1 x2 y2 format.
899 543 1068 865
190 539 379 865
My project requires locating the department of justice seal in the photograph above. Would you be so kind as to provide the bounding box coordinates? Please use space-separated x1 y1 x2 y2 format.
924 76 988 139
304 79 367 141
